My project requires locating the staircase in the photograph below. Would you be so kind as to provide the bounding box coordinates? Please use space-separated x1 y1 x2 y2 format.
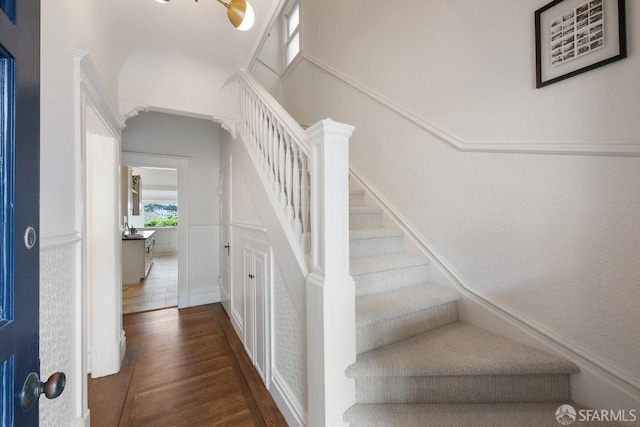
236 71 621 426
343 184 612 426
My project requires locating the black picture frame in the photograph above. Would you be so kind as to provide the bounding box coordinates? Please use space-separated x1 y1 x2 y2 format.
535 0 626 88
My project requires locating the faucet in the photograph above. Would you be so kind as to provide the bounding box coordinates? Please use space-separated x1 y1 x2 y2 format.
123 222 129 236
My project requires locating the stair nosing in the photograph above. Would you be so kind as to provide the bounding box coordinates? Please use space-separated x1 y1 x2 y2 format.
350 253 429 276
350 206 382 214
350 228 403 240
356 283 460 327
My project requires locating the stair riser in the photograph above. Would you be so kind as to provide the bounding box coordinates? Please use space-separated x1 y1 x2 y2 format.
350 236 404 258
353 264 430 296
350 193 365 206
350 213 382 229
357 303 459 354
354 374 572 404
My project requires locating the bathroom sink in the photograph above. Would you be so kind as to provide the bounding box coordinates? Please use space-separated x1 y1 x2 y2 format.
123 233 144 239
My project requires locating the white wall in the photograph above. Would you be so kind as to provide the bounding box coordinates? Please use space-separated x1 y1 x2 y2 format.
40 1 85 424
280 0 640 412
122 112 221 305
250 17 284 101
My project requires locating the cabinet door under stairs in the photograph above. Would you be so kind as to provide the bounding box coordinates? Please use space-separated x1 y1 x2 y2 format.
242 238 271 388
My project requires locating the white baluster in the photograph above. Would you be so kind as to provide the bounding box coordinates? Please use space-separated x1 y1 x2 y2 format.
300 151 309 251
269 117 278 189
284 134 294 224
260 104 267 170
292 144 302 240
273 125 281 200
278 128 287 209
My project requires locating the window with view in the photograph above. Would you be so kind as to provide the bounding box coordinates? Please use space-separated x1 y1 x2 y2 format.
144 203 178 227
285 0 300 66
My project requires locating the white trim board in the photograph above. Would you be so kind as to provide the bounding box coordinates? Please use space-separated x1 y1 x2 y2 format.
300 54 640 157
73 50 125 138
271 368 307 427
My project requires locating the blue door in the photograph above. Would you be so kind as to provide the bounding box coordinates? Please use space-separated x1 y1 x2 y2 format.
0 0 42 423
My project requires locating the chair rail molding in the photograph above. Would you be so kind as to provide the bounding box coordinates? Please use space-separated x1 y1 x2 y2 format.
300 53 640 157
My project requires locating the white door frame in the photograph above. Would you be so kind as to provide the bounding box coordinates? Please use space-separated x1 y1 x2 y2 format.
219 156 232 315
73 50 126 416
122 152 190 308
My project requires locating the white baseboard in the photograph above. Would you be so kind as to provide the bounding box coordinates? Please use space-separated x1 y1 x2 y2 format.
230 306 244 338
86 345 92 375
271 368 307 427
70 411 90 427
187 288 221 307
120 330 127 364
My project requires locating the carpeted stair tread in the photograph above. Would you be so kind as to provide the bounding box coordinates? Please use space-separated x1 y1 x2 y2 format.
343 402 619 427
347 322 578 378
350 253 429 276
357 283 460 327
350 228 403 240
350 206 382 214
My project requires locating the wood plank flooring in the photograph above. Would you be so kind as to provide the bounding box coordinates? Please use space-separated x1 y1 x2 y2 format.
88 304 287 427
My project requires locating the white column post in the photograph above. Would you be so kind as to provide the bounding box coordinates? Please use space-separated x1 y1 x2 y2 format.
305 119 356 427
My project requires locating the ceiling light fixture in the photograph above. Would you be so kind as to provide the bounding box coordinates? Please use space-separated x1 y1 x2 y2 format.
156 0 255 31
215 0 255 31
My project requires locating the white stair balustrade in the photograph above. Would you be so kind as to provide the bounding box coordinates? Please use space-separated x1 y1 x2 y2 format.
237 70 356 427
239 72 312 252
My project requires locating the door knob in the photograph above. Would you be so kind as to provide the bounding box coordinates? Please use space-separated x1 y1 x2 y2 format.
20 372 66 411
224 242 230 256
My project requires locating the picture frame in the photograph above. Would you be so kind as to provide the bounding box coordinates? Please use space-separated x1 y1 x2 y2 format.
535 0 626 88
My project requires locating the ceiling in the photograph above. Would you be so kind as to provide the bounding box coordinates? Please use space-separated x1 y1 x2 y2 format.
74 0 282 119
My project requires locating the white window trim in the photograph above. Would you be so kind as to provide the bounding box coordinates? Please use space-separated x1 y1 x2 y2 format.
282 0 302 77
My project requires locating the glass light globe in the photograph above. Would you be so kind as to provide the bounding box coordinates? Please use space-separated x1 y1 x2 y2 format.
237 1 255 31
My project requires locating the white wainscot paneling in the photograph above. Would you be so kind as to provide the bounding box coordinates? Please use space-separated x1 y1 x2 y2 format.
271 264 307 427
40 245 76 426
146 227 177 254
187 225 220 306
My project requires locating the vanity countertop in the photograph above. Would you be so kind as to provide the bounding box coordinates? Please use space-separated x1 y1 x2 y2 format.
122 230 155 241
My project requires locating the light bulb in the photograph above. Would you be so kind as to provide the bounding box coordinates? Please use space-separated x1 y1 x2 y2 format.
237 1 254 31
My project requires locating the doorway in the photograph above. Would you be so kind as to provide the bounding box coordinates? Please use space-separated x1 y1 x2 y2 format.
122 166 179 314
122 152 190 309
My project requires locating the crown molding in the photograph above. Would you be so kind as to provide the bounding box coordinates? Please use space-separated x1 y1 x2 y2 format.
73 49 126 137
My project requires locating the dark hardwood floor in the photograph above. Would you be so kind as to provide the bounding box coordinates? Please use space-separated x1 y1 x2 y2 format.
88 303 287 426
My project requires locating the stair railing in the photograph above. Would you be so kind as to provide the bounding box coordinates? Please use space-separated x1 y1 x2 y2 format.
239 71 311 253
237 70 357 427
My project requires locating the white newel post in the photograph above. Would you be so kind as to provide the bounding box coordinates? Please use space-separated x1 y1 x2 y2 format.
306 119 356 427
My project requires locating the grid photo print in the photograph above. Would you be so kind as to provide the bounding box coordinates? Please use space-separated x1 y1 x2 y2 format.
550 0 604 67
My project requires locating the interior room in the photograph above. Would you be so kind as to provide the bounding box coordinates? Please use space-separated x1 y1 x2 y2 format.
3 0 637 425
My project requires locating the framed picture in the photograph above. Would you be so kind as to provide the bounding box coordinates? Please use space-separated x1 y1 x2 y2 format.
535 0 626 88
